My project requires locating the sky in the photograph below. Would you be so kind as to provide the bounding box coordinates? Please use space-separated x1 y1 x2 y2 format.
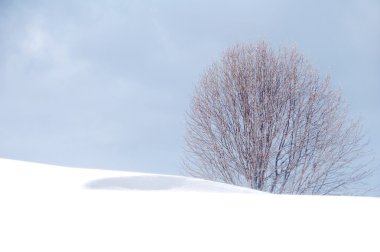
0 0 379 193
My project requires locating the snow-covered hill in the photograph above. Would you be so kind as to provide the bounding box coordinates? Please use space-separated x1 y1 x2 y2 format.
0 158 379 252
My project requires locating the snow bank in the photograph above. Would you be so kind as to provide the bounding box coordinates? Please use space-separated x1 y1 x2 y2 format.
0 158 379 252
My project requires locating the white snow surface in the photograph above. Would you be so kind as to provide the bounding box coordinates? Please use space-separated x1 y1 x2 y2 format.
0 158 379 252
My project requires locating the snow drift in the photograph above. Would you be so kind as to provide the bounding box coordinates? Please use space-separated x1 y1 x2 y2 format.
0 158 379 252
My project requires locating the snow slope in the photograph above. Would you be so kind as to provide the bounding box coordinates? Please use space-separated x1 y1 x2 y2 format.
0 158 379 252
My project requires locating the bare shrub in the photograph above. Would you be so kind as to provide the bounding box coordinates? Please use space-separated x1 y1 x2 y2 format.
184 42 371 195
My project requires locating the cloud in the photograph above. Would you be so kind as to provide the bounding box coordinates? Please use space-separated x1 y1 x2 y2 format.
0 0 378 190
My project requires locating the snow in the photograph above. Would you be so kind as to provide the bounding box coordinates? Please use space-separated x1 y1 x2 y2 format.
0 158 379 252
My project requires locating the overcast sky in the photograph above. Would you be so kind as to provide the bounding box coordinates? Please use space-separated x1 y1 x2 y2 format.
0 0 379 192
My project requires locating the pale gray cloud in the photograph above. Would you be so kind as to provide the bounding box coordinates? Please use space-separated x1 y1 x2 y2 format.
0 0 379 193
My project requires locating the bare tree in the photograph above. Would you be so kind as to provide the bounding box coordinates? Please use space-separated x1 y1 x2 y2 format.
184 42 372 195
